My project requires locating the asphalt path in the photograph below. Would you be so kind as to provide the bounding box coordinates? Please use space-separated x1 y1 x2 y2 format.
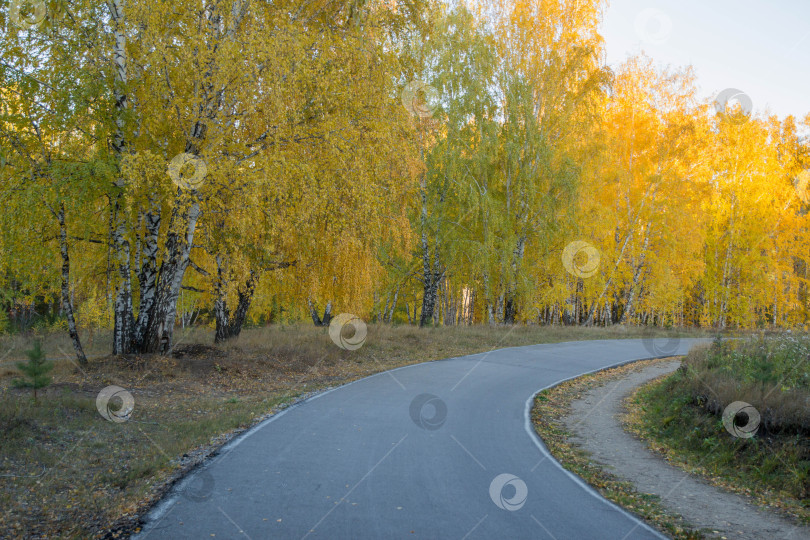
136 338 708 540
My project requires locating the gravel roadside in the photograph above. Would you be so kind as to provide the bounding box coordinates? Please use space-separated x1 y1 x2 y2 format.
563 360 810 540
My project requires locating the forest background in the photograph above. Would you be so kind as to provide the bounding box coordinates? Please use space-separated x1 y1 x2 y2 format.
2 0 809 362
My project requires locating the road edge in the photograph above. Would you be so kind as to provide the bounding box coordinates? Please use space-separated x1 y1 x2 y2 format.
523 355 676 540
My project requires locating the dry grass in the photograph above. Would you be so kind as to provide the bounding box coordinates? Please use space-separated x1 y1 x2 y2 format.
0 322 706 367
0 323 711 538
627 336 810 523
677 339 810 434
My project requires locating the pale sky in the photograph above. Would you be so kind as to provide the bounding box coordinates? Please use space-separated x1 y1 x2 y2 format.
600 0 810 120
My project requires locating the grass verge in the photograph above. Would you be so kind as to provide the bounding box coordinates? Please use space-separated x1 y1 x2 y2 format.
531 358 706 539
624 337 810 526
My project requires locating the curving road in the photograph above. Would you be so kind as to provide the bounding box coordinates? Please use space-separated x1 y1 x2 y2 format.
137 338 707 540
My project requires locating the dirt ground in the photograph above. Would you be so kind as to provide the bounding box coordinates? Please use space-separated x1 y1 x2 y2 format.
564 360 810 540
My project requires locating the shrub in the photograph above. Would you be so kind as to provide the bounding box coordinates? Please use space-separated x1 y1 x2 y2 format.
678 334 810 434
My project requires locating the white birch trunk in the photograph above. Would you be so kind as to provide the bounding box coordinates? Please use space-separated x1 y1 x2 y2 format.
58 205 87 364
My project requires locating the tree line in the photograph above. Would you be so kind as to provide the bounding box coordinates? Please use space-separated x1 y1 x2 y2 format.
1 0 808 362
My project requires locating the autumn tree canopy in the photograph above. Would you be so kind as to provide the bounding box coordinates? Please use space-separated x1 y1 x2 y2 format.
1 0 808 358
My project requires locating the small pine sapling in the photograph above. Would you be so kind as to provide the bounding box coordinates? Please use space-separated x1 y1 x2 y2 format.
13 341 54 401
